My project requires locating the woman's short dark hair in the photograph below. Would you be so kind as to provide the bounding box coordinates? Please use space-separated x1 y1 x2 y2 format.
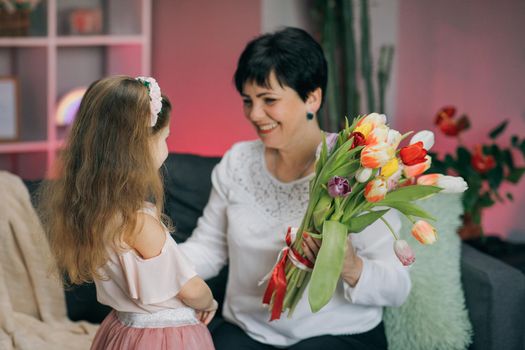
234 27 328 107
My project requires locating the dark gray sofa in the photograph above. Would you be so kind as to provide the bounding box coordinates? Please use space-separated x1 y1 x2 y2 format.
26 153 525 349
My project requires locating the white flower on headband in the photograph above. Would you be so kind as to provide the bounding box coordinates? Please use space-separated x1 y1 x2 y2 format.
136 76 162 127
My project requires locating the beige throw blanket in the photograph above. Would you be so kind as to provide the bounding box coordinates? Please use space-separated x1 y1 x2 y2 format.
0 171 98 350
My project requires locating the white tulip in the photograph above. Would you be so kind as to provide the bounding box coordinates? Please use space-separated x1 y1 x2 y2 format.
410 130 435 150
387 129 402 149
355 167 373 183
438 175 468 193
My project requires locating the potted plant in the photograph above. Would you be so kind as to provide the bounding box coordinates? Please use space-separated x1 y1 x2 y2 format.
428 106 525 240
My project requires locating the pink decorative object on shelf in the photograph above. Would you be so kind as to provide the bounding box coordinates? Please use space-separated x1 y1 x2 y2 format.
69 8 102 35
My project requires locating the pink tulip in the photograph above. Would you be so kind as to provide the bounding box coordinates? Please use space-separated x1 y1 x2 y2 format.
361 142 395 169
394 240 415 266
411 220 437 244
364 177 388 202
403 155 431 178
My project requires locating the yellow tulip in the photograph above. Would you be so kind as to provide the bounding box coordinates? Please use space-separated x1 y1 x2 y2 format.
381 157 399 178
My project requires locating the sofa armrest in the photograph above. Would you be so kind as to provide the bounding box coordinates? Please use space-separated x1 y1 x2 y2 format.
461 243 525 350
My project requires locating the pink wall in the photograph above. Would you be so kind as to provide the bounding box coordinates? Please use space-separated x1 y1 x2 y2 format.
395 0 525 239
152 0 260 156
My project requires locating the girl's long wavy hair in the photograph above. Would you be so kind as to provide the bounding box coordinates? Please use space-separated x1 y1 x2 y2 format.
40 75 171 285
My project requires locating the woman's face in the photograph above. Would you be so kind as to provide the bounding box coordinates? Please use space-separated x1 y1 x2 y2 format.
241 71 319 150
150 125 170 169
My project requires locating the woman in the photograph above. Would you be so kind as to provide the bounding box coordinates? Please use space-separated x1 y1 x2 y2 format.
180 27 411 350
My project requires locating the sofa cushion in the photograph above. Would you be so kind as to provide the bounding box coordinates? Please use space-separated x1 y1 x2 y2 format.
383 193 473 350
162 153 221 242
162 153 228 312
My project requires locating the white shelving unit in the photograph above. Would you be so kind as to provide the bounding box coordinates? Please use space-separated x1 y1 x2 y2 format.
0 0 151 179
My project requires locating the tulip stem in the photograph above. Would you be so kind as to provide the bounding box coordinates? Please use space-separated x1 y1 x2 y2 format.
379 216 399 240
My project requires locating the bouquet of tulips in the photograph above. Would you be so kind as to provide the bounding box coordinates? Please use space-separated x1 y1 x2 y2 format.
261 113 468 321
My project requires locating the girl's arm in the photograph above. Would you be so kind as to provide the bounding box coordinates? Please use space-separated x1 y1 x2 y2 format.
177 276 217 311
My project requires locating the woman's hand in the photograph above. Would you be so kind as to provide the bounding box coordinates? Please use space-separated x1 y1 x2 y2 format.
302 234 363 287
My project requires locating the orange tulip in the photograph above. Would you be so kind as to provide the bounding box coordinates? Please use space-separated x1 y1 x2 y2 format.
361 143 395 169
403 155 431 178
364 177 388 202
411 220 437 245
416 173 441 186
365 124 389 146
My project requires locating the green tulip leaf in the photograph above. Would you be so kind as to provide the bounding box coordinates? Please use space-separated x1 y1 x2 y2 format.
382 185 441 202
309 220 348 313
343 209 390 232
374 201 436 221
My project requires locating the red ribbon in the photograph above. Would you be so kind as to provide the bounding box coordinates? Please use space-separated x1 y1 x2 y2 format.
262 227 314 321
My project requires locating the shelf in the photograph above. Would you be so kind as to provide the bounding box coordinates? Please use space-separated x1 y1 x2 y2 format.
56 35 144 46
0 141 49 153
0 37 49 47
0 0 151 178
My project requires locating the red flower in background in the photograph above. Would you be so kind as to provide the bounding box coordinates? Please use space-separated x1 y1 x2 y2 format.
400 142 427 166
430 106 525 240
434 106 470 136
471 145 496 174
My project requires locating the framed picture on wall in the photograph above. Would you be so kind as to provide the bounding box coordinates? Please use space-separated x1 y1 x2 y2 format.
0 77 19 141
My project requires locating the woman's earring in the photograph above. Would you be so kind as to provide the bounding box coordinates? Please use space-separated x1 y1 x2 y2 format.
306 112 314 120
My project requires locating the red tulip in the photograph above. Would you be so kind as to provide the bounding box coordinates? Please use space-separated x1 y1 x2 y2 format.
471 145 496 173
349 131 366 149
434 106 456 125
434 106 470 137
400 142 427 166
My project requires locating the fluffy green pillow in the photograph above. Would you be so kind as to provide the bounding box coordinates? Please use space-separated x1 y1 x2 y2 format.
383 193 473 350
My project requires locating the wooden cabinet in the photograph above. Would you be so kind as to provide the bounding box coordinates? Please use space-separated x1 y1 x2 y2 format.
0 0 151 179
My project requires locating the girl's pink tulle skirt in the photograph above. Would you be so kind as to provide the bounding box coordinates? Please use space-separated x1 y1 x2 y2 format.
91 310 214 350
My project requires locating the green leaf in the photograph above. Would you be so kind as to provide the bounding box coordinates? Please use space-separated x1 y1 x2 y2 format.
507 167 525 184
489 144 502 163
488 120 508 139
309 221 348 313
507 192 514 201
444 154 456 169
511 135 520 147
456 146 471 164
331 161 361 178
478 192 495 207
316 134 329 172
462 181 481 213
375 201 436 221
382 185 442 202
502 149 515 170
344 209 390 232
487 163 504 190
520 140 525 158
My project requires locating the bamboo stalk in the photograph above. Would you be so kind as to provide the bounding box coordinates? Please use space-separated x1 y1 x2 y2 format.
360 0 375 112
342 0 360 120
322 0 342 131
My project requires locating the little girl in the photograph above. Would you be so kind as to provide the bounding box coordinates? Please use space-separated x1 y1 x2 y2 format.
41 75 216 349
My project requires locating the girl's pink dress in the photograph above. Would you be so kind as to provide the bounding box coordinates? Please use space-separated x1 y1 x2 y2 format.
90 206 214 350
